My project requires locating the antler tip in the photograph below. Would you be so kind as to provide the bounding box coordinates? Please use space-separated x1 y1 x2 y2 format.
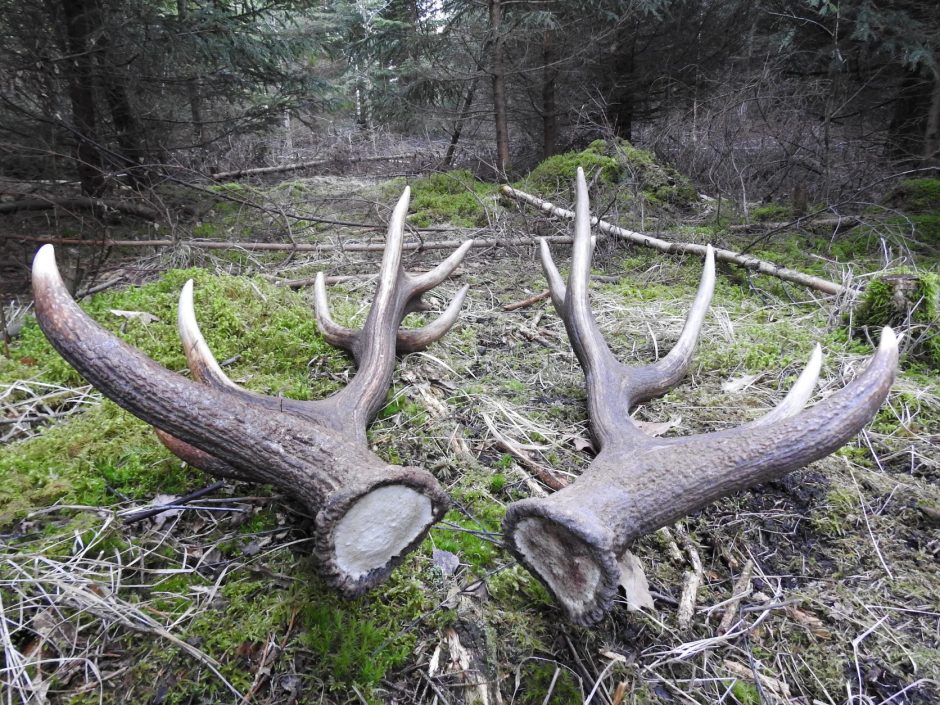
881 325 899 352
32 243 58 281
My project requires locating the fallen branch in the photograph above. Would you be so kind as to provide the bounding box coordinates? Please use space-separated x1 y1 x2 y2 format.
502 290 550 311
728 215 861 234
212 153 415 180
5 233 574 254
500 185 848 296
121 481 227 524
0 196 159 221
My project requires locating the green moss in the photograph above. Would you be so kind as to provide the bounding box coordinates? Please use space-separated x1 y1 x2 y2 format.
0 269 346 523
730 679 761 705
751 203 790 221
522 145 621 192
517 661 582 704
407 170 496 227
884 177 940 214
854 270 940 369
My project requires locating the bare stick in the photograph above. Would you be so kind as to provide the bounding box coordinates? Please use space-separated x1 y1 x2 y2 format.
212 153 416 180
122 481 227 524
500 184 847 295
6 233 573 253
503 290 551 311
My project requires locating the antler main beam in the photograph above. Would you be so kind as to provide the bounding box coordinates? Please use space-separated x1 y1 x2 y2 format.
502 168 899 625
32 187 471 596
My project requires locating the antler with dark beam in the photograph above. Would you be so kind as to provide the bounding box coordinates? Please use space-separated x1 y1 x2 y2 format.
502 168 899 625
32 187 471 596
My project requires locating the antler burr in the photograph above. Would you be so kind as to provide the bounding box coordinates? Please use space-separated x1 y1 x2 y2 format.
32 186 471 596
502 168 899 625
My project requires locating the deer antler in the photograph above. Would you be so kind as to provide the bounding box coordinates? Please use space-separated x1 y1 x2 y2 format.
502 168 899 625
32 187 471 596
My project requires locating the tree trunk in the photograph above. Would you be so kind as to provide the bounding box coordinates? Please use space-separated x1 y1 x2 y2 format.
444 76 479 168
177 0 204 144
60 0 105 196
889 68 931 162
489 0 510 177
607 35 636 141
924 71 940 165
541 30 557 159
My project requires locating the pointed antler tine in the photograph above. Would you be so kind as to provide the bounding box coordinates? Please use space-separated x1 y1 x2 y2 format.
408 239 474 295
397 284 470 353
178 279 240 391
538 238 567 313
314 272 359 353
632 245 716 402
744 343 823 429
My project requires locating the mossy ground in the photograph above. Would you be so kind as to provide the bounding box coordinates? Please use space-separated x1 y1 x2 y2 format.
2 168 938 703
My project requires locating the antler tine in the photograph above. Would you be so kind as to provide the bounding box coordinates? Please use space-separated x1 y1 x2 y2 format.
538 238 567 313
324 187 472 430
624 329 898 540
502 172 899 625
743 343 822 429
406 240 474 295
628 245 715 404
396 284 471 353
153 429 254 482
313 272 359 353
177 278 330 423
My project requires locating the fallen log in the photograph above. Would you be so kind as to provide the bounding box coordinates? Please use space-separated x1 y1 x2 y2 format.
5 233 574 254
0 196 159 221
500 184 847 296
211 153 416 180
728 215 861 234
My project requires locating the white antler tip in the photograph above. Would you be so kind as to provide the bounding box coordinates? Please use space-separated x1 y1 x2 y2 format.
32 244 58 280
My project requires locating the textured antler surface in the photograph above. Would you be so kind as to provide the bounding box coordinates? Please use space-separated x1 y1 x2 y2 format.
32 187 471 596
502 167 899 625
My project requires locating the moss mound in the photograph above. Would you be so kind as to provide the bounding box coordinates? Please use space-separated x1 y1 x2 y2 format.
884 177 940 214
407 169 497 227
854 270 940 369
518 138 698 209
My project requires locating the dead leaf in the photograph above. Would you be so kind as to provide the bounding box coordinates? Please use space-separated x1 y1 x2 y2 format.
432 548 460 576
722 373 763 393
618 550 654 611
142 493 183 531
785 605 832 639
632 415 682 437
570 435 595 452
109 309 160 325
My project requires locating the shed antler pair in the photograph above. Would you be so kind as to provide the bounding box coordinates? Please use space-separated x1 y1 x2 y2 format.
32 187 471 595
33 175 897 623
502 168 899 624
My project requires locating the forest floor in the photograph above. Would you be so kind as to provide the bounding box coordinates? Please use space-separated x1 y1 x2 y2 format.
1 150 939 704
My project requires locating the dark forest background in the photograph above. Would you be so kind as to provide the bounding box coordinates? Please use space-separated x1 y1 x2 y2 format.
2 0 938 205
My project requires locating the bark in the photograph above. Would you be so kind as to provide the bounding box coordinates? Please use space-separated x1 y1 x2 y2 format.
489 0 510 177
60 0 105 196
500 184 847 296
